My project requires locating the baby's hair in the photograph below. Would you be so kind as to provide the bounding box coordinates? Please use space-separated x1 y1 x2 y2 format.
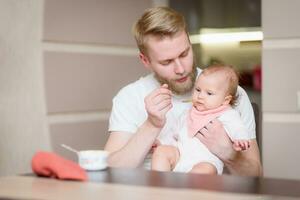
201 64 239 106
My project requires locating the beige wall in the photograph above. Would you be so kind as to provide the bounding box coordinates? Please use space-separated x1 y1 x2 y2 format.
43 0 152 161
262 0 300 180
0 0 155 176
0 0 50 176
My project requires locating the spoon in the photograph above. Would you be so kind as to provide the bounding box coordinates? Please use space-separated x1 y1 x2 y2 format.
171 95 192 103
61 144 79 154
181 99 192 103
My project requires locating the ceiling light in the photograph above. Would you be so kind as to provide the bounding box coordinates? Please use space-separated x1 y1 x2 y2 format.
190 30 263 44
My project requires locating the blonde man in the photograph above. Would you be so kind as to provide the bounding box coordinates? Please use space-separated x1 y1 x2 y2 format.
104 7 262 176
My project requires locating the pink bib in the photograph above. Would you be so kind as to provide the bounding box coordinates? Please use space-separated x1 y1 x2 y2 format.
187 105 230 137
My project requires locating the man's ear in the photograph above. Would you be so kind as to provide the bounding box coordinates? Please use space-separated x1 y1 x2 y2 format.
223 95 232 105
139 53 151 70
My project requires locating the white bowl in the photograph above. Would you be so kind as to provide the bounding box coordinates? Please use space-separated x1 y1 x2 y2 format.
78 150 109 171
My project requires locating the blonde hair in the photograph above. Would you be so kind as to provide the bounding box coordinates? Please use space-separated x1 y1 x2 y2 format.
201 65 240 106
132 7 187 56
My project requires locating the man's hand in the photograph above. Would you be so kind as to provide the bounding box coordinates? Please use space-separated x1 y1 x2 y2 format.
145 84 172 128
195 119 236 162
195 119 262 176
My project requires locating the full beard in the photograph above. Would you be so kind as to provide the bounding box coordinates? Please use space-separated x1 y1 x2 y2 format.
154 64 197 95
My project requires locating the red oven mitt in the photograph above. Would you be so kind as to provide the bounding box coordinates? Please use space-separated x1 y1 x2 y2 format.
31 151 87 181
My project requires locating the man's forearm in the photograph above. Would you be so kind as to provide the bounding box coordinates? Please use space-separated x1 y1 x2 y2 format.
107 120 162 168
224 141 263 176
224 153 263 176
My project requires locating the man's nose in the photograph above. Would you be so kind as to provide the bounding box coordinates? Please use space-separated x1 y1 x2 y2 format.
174 59 184 74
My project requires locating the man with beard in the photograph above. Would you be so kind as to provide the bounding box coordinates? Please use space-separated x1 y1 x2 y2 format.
104 7 262 176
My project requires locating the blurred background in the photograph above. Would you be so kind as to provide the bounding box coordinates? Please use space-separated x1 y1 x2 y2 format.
0 0 300 181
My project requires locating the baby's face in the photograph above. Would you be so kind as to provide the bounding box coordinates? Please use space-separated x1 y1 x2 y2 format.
192 73 230 111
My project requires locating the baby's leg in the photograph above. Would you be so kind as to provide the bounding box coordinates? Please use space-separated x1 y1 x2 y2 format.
151 145 180 171
189 162 217 174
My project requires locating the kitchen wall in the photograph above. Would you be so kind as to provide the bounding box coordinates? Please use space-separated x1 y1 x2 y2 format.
262 0 300 180
0 0 159 176
43 0 155 161
0 0 50 176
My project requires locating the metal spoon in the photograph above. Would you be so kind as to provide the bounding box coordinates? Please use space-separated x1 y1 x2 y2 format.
181 99 192 103
61 144 79 154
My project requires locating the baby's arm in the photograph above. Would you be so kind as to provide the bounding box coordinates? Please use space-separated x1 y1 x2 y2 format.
219 109 252 152
232 140 251 151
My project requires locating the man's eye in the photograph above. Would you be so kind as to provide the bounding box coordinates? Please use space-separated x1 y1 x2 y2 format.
195 88 201 92
161 60 171 65
207 92 213 95
180 51 188 57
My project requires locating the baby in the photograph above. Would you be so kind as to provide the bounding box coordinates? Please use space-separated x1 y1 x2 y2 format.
151 65 252 174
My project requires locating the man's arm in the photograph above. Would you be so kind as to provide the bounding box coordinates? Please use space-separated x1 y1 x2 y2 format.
105 84 172 168
104 120 162 168
196 119 263 176
225 139 262 176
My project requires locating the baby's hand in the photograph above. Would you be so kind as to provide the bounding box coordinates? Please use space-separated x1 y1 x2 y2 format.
232 140 250 151
149 139 161 154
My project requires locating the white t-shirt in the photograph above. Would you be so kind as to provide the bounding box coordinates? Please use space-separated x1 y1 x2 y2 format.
109 73 194 139
109 68 256 139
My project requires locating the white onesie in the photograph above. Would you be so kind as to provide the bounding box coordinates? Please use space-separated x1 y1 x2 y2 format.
160 108 253 174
